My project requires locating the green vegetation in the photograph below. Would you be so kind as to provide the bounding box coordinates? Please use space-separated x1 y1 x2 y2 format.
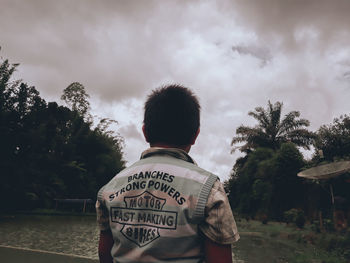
235 219 349 263
227 101 350 262
227 141 307 220
0 52 125 213
227 100 350 222
231 101 315 153
314 114 350 162
1 49 350 261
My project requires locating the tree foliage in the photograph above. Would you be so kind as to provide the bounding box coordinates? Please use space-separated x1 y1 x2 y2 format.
0 55 125 212
314 114 350 161
310 115 350 218
228 102 350 222
232 101 315 153
61 82 91 120
227 143 306 220
228 101 315 220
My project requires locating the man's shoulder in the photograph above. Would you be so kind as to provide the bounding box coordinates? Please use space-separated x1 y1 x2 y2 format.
132 155 217 178
98 154 219 196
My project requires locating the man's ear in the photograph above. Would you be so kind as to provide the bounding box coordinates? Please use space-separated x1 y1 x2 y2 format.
142 125 150 143
190 128 200 145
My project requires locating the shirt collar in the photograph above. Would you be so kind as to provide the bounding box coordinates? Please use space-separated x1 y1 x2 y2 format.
140 147 197 165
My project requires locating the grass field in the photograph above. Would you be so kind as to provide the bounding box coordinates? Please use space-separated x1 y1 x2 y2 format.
2 211 348 263
234 218 349 263
0 246 98 263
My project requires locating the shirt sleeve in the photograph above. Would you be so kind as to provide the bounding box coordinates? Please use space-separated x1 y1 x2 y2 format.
199 180 240 244
96 200 110 231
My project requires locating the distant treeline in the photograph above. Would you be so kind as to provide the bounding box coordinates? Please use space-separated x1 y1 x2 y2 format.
1 52 350 222
226 101 350 223
0 54 125 212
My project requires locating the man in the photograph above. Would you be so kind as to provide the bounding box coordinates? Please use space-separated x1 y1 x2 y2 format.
96 85 239 263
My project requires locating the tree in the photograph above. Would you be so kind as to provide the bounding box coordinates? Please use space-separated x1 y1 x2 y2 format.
0 56 21 211
228 101 312 220
232 101 315 153
0 55 48 210
0 52 125 212
314 114 350 161
0 57 20 112
227 143 305 220
61 82 91 120
227 147 275 217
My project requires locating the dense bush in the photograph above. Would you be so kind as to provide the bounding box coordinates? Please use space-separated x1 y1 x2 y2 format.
228 143 306 220
283 208 305 228
0 55 125 212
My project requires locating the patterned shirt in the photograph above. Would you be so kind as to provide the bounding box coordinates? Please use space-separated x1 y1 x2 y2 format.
96 147 239 245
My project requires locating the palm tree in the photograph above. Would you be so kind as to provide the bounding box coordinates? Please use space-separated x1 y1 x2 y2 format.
232 101 315 153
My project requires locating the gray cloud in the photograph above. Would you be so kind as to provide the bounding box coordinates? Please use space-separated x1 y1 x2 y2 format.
119 124 143 141
232 45 272 66
230 0 350 50
1 0 350 180
1 0 166 100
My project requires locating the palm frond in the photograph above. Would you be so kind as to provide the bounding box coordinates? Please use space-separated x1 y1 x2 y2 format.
231 100 313 153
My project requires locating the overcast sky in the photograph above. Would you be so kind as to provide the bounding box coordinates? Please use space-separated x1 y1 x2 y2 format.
1 0 350 181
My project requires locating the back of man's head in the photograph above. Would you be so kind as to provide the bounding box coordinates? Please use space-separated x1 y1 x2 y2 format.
143 84 200 146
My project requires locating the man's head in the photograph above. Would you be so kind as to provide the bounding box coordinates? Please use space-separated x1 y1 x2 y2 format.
143 84 200 148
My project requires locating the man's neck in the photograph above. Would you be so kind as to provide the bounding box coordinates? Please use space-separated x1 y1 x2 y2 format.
150 143 191 153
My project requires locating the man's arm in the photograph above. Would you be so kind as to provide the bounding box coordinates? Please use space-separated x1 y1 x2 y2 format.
199 180 239 263
96 199 113 263
98 229 114 263
204 236 232 263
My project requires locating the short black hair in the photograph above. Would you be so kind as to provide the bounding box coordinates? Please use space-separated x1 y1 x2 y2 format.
143 84 200 146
